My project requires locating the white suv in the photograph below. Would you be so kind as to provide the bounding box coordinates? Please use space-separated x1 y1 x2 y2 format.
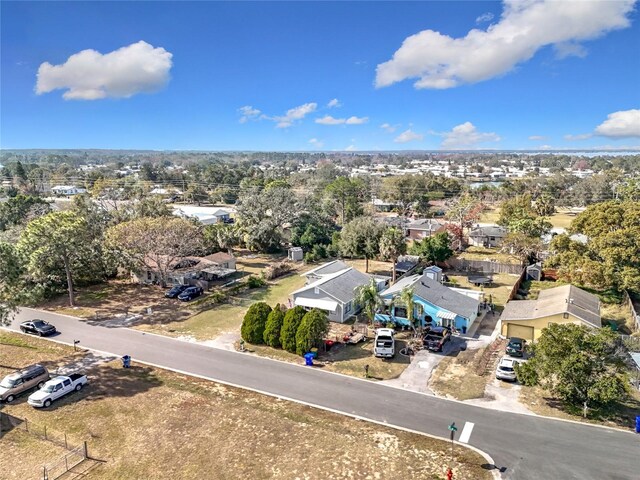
496 357 518 382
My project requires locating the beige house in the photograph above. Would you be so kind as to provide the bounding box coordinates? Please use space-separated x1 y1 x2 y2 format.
500 284 601 342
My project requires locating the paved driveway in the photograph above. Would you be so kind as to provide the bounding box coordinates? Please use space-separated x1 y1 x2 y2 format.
6 308 640 480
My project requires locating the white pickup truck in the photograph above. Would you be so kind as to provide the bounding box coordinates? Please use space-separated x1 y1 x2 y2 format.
27 374 88 408
374 328 395 358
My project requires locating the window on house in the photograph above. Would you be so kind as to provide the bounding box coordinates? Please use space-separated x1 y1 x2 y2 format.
394 307 407 318
345 301 352 314
490 236 495 241
563 312 569 319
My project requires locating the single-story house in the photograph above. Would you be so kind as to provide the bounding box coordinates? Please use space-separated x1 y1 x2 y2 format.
375 272 480 332
372 198 397 212
291 261 387 323
406 218 446 240
500 284 601 342
51 185 87 196
173 205 233 225
468 225 508 248
133 252 236 288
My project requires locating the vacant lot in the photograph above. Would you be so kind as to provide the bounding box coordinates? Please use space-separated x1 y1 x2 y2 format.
458 246 521 265
480 206 578 230
0 332 491 480
430 348 491 401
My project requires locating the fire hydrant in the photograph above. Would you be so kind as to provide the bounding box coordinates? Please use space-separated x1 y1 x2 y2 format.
446 467 453 480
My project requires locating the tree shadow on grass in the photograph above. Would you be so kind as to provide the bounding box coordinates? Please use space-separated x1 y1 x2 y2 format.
42 365 163 411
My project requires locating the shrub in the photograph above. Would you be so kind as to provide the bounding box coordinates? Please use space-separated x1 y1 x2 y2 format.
264 261 294 280
247 275 267 289
304 252 317 263
280 306 307 353
241 302 272 344
312 244 327 259
295 309 329 356
263 304 285 347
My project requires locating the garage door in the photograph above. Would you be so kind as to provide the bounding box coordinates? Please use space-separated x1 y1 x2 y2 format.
506 323 535 342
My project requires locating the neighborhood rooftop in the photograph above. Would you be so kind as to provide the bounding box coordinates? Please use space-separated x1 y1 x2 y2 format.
501 284 601 328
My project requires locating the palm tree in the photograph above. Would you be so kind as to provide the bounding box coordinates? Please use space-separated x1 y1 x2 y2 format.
398 286 418 331
379 227 407 283
354 278 383 326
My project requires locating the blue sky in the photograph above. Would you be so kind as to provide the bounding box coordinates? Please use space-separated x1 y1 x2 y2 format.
2 1 639 151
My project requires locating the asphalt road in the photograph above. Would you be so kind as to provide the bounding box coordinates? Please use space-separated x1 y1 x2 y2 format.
7 308 640 480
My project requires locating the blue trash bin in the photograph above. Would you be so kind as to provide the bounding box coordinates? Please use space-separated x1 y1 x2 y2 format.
122 355 131 368
304 353 314 366
636 415 640 434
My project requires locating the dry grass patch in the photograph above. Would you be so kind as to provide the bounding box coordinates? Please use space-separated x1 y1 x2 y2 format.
458 246 521 264
430 349 489 401
248 334 412 381
0 429 70 480
446 272 520 309
0 332 491 480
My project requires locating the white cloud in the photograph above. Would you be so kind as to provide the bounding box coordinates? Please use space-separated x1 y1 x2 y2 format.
315 115 368 125
36 41 172 100
564 133 593 141
438 122 500 148
345 145 357 151
308 138 324 148
528 135 546 141
345 116 368 125
327 98 341 108
376 0 635 89
594 109 640 138
394 129 424 143
553 42 588 59
274 103 317 128
381 123 400 133
238 105 261 123
476 12 494 24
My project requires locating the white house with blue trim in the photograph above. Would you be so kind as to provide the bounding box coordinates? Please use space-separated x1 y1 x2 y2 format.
375 271 480 333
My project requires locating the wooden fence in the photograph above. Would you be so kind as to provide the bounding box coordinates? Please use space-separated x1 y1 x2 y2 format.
443 258 524 275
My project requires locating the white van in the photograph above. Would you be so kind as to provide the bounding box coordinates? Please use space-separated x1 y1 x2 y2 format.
374 328 395 358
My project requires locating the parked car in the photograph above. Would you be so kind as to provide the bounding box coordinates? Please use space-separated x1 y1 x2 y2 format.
177 286 204 301
0 364 50 403
506 337 526 357
423 326 452 352
374 328 395 358
27 374 88 408
165 284 189 298
496 357 518 382
20 319 57 336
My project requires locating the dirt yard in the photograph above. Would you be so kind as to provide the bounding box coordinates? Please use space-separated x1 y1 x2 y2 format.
445 272 521 310
0 332 492 480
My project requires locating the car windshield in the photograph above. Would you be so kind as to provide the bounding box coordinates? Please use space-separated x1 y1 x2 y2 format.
33 320 48 327
42 384 56 393
509 341 522 348
0 377 15 388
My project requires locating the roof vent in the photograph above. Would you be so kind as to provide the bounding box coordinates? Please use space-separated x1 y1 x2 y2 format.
569 298 574 304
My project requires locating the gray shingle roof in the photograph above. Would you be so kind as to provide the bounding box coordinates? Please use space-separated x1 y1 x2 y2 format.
408 218 444 232
303 260 351 277
501 284 601 328
469 225 508 238
413 276 479 320
319 268 372 303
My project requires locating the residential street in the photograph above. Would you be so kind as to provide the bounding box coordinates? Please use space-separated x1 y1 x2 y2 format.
6 308 640 480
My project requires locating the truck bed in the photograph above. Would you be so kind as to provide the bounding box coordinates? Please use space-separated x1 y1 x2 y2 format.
67 373 86 382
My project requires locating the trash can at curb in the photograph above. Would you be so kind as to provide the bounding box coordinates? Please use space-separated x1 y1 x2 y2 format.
304 353 314 366
122 355 131 368
635 415 640 434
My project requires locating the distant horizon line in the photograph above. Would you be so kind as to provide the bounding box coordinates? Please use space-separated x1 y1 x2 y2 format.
1 148 639 154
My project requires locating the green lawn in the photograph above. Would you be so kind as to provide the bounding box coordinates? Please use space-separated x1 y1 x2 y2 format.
138 272 308 340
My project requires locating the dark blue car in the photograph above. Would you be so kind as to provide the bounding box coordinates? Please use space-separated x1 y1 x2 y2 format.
177 286 204 302
165 284 189 298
